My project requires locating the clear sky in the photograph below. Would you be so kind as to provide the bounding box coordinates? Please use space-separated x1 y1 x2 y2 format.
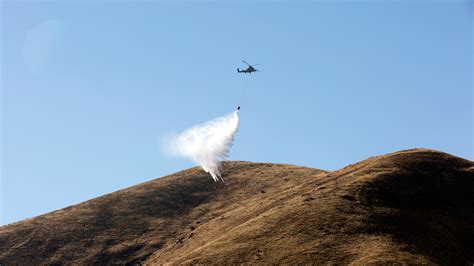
1 1 472 225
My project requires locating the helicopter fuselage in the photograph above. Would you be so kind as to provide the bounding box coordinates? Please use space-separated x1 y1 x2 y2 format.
237 66 256 73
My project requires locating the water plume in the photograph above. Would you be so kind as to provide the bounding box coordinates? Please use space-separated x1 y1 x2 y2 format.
166 111 240 181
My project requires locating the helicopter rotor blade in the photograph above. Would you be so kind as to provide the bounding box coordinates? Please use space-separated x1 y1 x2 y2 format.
242 60 250 66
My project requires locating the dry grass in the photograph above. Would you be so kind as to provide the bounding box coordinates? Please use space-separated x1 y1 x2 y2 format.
0 149 473 264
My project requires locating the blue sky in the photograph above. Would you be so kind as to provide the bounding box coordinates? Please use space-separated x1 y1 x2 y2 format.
1 1 472 225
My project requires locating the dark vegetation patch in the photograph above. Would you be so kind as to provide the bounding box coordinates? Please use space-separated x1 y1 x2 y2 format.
359 152 474 265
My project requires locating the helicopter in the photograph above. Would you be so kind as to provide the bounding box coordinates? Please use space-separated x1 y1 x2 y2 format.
237 60 259 74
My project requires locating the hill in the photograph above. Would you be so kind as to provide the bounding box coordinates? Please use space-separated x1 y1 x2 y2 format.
0 149 473 264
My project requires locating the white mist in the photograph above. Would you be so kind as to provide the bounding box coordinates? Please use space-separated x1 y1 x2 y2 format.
165 111 240 181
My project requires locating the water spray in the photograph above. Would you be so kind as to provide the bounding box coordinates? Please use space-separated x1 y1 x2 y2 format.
165 111 240 181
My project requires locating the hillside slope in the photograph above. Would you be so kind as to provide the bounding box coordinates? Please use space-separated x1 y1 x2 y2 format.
0 149 473 264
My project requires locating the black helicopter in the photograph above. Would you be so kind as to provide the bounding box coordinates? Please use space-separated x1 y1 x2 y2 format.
237 60 259 74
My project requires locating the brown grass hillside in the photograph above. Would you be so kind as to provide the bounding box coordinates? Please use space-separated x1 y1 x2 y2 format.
0 149 473 264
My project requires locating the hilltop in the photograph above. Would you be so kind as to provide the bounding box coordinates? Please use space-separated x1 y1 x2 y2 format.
0 149 473 264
